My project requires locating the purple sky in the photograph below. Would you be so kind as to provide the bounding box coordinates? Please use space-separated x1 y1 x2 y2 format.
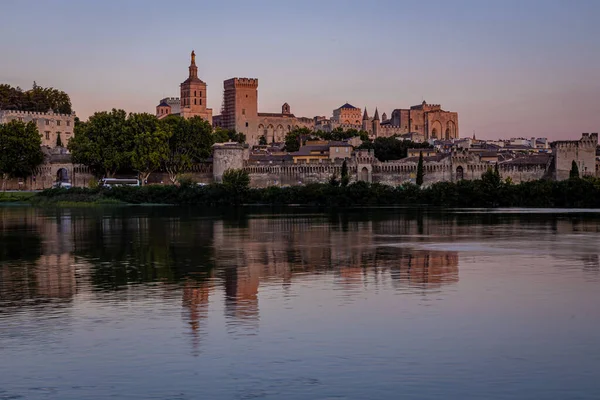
1 0 599 140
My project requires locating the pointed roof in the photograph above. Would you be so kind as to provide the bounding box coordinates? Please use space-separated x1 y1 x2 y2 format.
373 108 380 121
338 103 357 110
362 107 369 120
158 101 171 108
183 50 205 84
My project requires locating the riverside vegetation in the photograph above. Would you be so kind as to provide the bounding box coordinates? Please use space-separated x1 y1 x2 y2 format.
29 166 600 208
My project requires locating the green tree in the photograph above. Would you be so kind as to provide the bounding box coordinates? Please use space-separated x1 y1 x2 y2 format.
129 113 169 184
416 151 424 186
284 127 312 152
68 109 134 177
359 137 432 161
0 120 44 190
161 115 214 184
56 132 63 147
259 135 267 146
0 83 72 114
222 168 250 189
341 160 349 187
570 160 580 179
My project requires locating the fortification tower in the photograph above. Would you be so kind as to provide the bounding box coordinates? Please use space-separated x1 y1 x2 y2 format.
372 108 380 137
222 78 259 143
180 51 212 123
212 142 245 183
362 107 369 132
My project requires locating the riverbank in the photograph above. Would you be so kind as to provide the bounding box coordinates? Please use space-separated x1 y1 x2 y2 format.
0 192 36 203
20 176 600 208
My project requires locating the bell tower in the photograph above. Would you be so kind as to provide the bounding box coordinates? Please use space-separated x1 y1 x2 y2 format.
180 50 212 123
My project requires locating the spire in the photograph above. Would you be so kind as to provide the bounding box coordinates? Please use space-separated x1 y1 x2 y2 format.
188 50 198 79
362 107 369 121
373 108 380 121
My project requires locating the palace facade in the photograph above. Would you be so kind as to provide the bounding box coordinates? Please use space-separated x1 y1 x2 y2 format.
156 51 459 146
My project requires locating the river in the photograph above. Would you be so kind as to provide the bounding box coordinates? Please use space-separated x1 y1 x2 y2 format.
0 206 599 399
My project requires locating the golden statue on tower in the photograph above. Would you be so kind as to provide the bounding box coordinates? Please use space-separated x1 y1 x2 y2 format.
191 50 196 65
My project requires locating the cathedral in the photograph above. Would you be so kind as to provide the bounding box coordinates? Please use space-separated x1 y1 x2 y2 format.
156 52 459 146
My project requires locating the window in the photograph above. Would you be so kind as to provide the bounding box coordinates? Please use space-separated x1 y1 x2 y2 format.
194 99 197 105
242 108 246 115
194 91 196 97
67 121 70 127
336 148 339 153
57 120 61 126
45 131 50 140
200 99 202 105
199 91 202 97
415 125 419 130
245 122 249 127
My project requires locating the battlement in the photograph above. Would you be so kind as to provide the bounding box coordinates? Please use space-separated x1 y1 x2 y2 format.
552 132 599 149
0 109 76 118
225 77 259 88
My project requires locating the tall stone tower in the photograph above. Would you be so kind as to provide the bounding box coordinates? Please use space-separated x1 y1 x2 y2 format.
222 78 259 143
180 51 212 123
362 107 369 132
372 108 380 137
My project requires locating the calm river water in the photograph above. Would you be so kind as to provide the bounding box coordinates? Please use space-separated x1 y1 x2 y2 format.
0 206 599 399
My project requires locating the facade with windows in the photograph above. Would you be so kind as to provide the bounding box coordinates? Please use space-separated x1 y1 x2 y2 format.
0 109 76 148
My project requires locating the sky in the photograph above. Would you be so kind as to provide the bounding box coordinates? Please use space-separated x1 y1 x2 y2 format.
1 0 599 140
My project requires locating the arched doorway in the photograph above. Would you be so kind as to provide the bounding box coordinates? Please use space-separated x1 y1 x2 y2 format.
456 166 464 181
56 168 69 183
360 167 369 182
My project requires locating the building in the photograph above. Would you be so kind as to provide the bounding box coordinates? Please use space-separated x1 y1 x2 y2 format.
0 109 76 148
157 52 459 146
156 51 212 123
552 133 598 180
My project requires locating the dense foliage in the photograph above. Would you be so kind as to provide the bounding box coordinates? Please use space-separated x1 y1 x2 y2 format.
0 82 72 114
359 137 432 161
68 111 240 183
0 120 44 190
34 175 600 209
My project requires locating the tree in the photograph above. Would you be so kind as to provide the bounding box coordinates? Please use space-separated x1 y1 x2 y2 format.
68 109 134 177
359 137 432 161
129 113 169 185
284 127 312 152
161 115 214 184
0 83 72 114
570 160 580 179
416 151 424 186
222 168 250 189
341 160 349 187
56 132 63 147
0 121 44 190
259 135 267 146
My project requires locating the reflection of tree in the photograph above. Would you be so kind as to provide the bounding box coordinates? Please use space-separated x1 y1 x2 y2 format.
70 208 216 290
0 224 42 263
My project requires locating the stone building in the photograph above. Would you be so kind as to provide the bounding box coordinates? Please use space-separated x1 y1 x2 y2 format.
551 132 598 180
156 51 212 123
0 109 76 148
156 52 459 146
215 78 313 146
332 103 362 125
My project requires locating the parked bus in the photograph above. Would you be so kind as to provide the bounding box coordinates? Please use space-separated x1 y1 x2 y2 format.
101 178 140 188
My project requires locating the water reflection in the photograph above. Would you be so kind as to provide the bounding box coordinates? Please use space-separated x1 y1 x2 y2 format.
2 207 600 348
2 207 600 399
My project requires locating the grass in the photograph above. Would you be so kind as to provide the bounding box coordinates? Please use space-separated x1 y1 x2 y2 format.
0 191 36 203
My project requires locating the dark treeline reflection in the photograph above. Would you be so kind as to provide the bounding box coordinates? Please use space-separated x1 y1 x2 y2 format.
2 206 600 309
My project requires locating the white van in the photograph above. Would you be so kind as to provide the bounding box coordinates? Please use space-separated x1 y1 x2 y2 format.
101 178 140 188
